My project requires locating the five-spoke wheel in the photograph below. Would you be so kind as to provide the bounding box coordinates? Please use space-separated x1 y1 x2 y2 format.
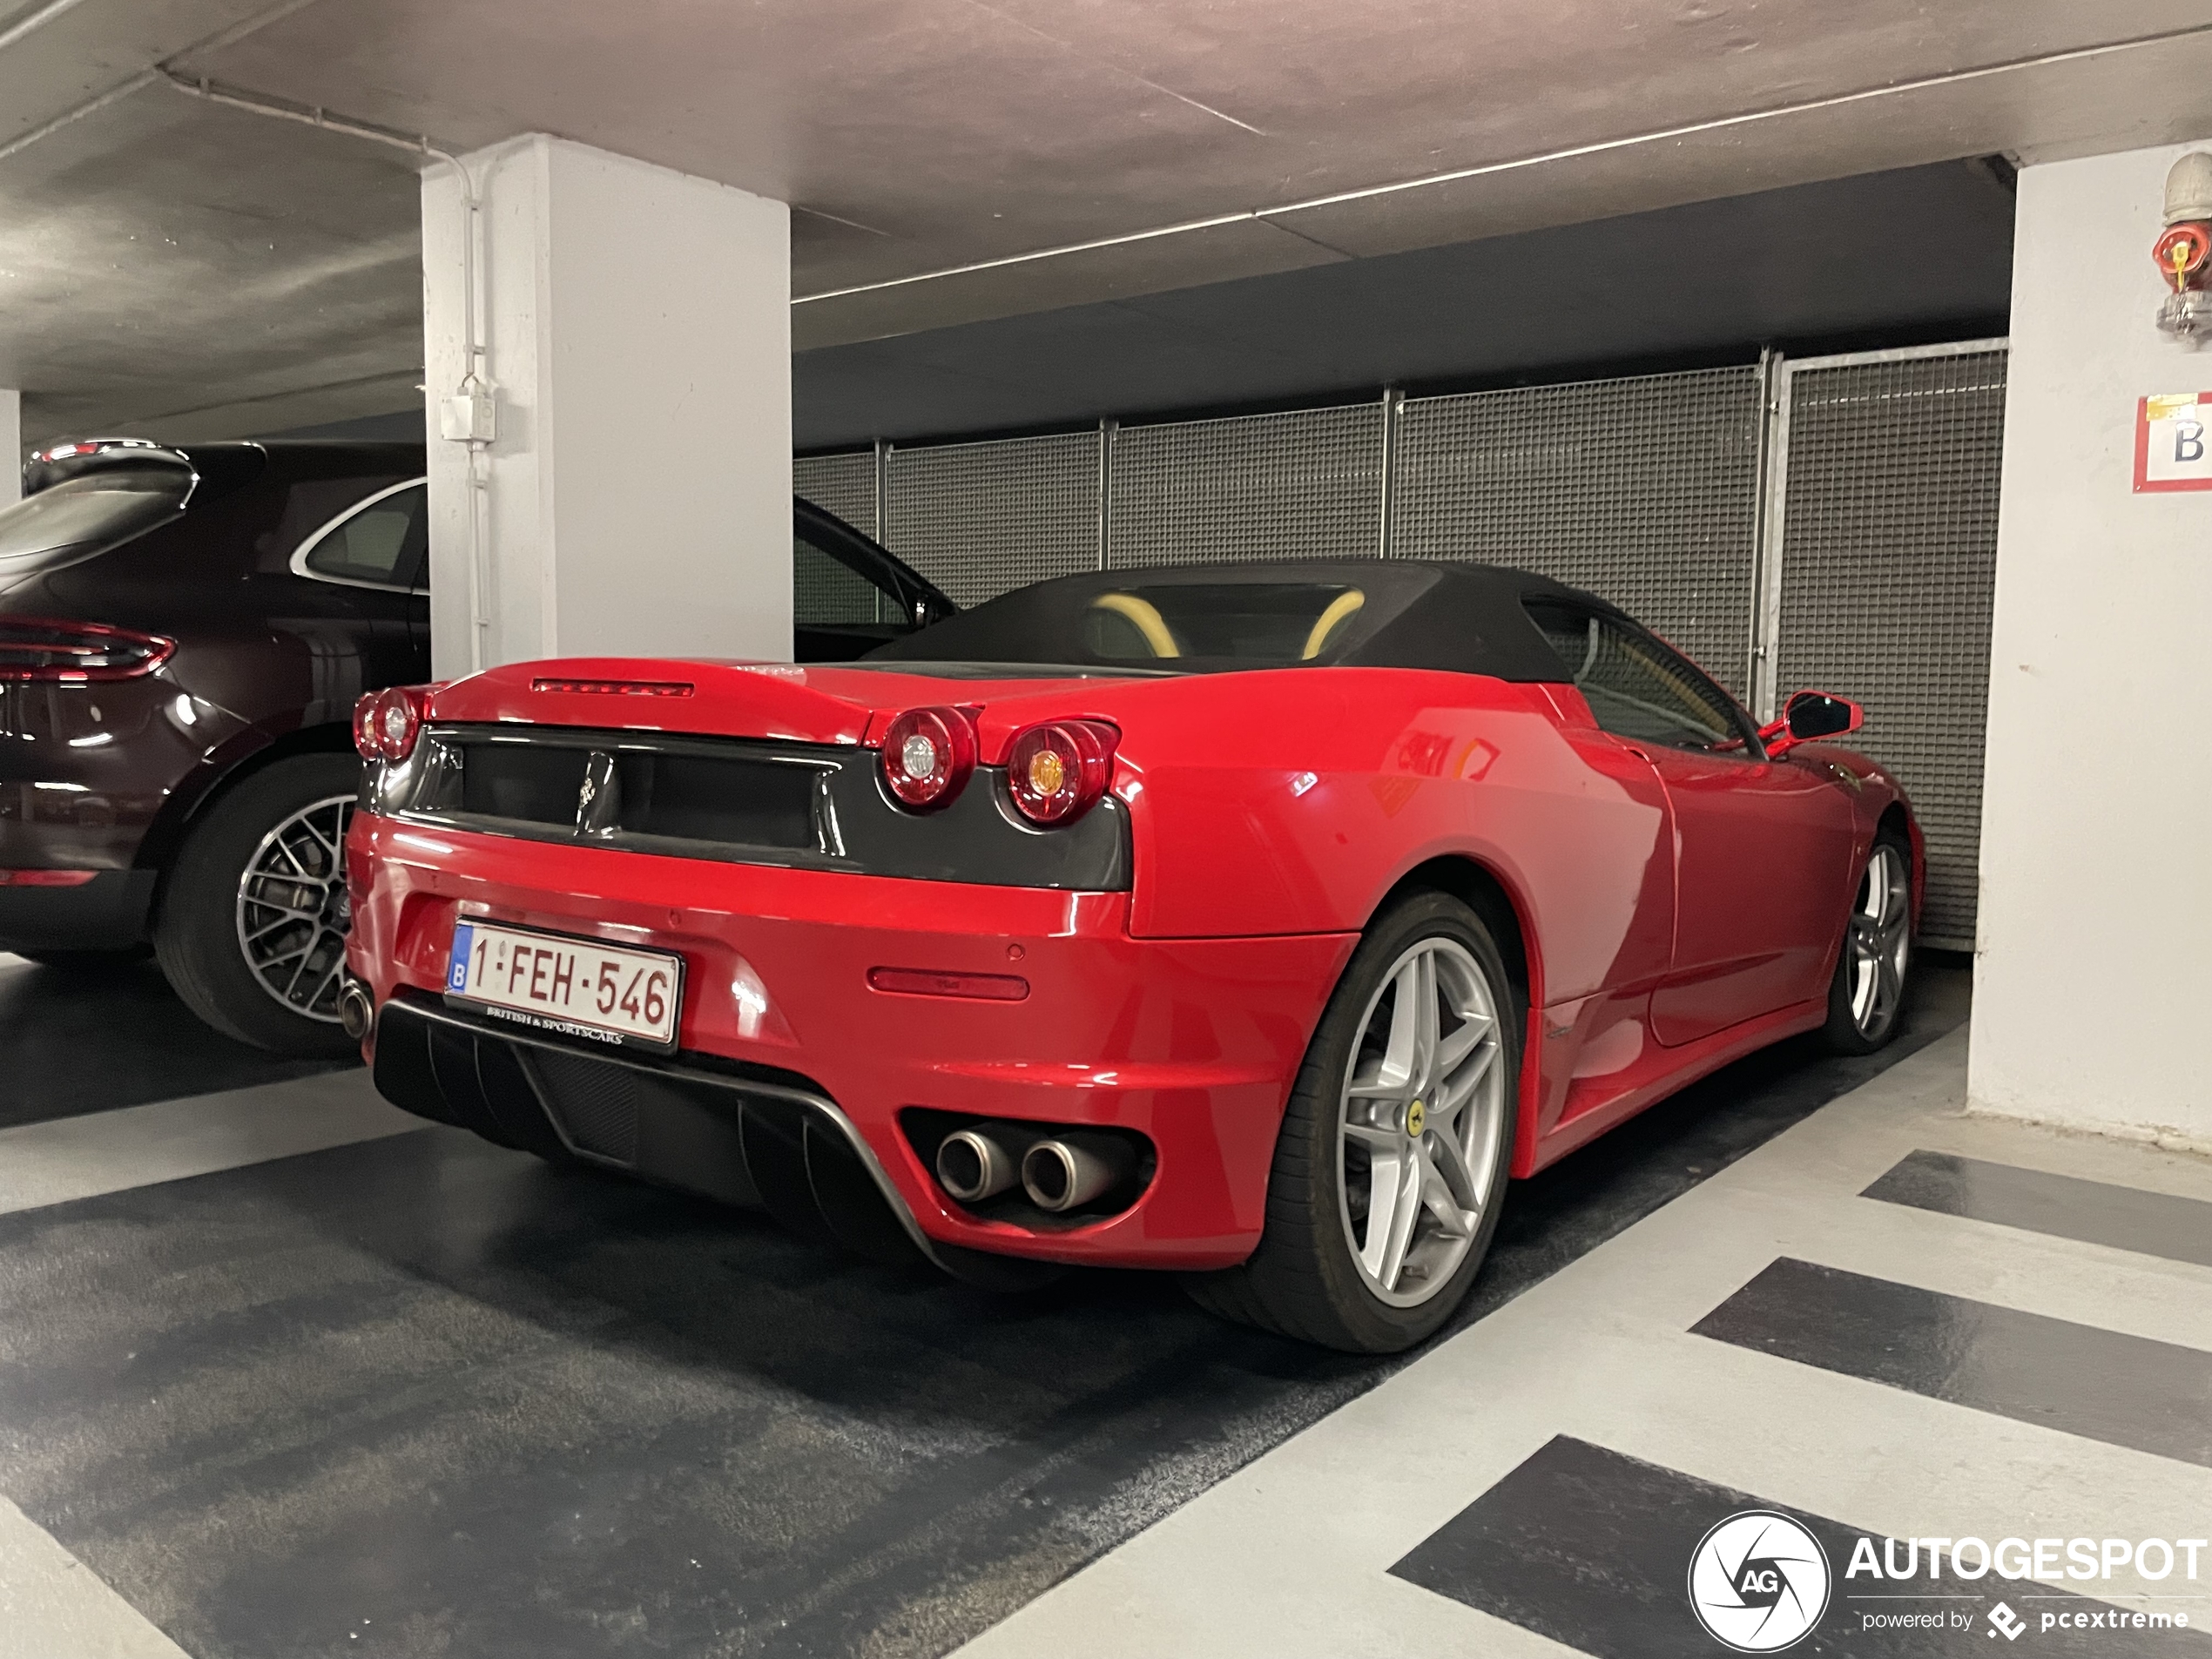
1186 889 1520 1352
1339 936 1507 1308
1822 830 1913 1055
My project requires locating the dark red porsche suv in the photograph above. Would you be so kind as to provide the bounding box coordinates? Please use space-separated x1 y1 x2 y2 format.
0 438 950 1055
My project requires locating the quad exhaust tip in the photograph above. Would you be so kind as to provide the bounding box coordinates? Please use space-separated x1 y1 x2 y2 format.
338 980 374 1042
934 1123 1142 1214
1019 1132 1136 1214
935 1126 1023 1203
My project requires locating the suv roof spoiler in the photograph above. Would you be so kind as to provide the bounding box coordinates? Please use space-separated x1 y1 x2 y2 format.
23 438 196 497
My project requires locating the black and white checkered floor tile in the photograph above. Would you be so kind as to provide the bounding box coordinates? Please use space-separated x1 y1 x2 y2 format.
17 954 2202 1657
956 1028 2212 1657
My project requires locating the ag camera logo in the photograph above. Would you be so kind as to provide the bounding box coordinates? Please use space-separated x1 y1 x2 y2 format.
1689 1510 1832 1652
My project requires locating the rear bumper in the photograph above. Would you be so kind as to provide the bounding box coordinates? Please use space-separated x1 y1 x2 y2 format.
371 995 1062 1287
345 813 1356 1270
0 869 156 951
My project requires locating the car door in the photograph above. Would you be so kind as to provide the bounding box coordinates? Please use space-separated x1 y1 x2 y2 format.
288 478 433 688
792 507 946 662
1525 600 1857 1046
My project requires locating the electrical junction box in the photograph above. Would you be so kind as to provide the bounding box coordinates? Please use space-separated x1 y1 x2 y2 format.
438 388 498 442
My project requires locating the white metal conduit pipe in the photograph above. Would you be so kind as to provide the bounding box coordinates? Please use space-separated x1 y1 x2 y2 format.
0 0 98 54
0 0 324 165
155 73 497 671
0 0 497 670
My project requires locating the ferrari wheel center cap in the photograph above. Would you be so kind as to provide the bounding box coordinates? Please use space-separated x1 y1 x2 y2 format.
1405 1100 1426 1137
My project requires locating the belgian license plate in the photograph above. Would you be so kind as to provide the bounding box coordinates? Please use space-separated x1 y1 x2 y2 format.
446 921 684 1051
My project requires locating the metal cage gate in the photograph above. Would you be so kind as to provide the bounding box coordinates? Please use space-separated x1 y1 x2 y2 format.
797 339 2005 948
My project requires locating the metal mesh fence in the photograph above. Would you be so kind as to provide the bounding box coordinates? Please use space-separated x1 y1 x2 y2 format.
1770 347 2006 948
793 451 883 623
885 432 1100 608
1109 403 1384 567
1393 367 1764 698
793 450 877 538
806 349 2001 942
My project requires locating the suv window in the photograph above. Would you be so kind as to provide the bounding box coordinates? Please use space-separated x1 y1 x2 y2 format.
795 529 899 627
1525 599 1751 753
298 482 427 589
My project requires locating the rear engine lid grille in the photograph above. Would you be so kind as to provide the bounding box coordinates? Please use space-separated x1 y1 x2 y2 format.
613 752 815 848
368 721 1131 889
458 742 588 825
428 729 828 854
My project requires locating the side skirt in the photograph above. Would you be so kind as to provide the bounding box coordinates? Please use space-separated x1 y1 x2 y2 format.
1515 997 1828 1176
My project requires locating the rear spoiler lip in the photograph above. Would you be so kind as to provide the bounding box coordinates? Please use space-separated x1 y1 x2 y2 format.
22 438 199 501
423 657 1155 759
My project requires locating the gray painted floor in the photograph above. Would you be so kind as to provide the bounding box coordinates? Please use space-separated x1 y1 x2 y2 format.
0 955 1971 1657
964 1031 2212 1656
0 954 347 1130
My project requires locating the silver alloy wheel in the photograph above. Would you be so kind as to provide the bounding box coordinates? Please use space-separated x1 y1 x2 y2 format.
1847 842 1912 1040
233 793 354 1023
1337 935 1507 1308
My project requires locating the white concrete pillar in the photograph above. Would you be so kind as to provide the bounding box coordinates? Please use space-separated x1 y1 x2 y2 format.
1 390 20 506
1972 138 2212 1151
421 134 791 678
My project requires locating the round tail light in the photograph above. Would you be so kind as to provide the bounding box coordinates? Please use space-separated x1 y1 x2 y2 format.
1006 719 1117 826
352 692 382 759
880 706 978 812
354 685 427 762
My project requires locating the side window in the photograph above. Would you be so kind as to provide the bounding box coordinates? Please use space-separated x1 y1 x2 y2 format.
1525 599 1750 753
299 482 428 589
794 531 900 629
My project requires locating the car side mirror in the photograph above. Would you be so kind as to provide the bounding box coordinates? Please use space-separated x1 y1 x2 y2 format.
1761 690 1862 758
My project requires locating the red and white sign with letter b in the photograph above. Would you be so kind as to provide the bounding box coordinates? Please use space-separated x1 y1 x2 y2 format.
2134 393 2212 491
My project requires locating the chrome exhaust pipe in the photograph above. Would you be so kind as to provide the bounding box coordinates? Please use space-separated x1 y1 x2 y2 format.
936 1125 1026 1203
338 979 374 1042
1020 1132 1136 1214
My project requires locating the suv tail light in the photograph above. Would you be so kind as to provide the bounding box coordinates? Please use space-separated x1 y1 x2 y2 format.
1006 719 1118 826
880 705 978 812
0 616 175 682
354 685 429 762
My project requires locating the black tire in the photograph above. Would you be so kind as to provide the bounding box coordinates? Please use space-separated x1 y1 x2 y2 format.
154 752 363 1057
11 946 152 971
1184 890 1521 1353
1819 827 1913 1056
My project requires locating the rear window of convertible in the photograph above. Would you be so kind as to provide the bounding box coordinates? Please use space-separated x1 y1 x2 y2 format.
1081 583 1365 663
867 572 1433 672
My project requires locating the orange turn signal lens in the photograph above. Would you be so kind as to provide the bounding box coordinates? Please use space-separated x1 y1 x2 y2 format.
1005 719 1117 826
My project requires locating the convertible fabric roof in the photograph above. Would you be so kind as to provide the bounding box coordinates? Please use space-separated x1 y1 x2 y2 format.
867 559 1616 680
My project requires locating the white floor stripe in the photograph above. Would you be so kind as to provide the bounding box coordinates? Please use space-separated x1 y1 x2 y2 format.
0 1069 423 1217
0 1495 190 1659
952 1030 2212 1658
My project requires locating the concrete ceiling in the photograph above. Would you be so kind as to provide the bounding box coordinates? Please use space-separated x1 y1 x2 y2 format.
6 1 2212 444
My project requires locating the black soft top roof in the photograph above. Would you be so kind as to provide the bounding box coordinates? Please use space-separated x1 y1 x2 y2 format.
867 559 1623 680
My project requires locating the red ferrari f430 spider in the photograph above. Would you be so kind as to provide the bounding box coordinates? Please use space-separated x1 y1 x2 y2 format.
342 562 1918 1352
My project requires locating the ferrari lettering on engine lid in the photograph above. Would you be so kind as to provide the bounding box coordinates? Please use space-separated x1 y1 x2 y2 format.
447 921 685 1052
